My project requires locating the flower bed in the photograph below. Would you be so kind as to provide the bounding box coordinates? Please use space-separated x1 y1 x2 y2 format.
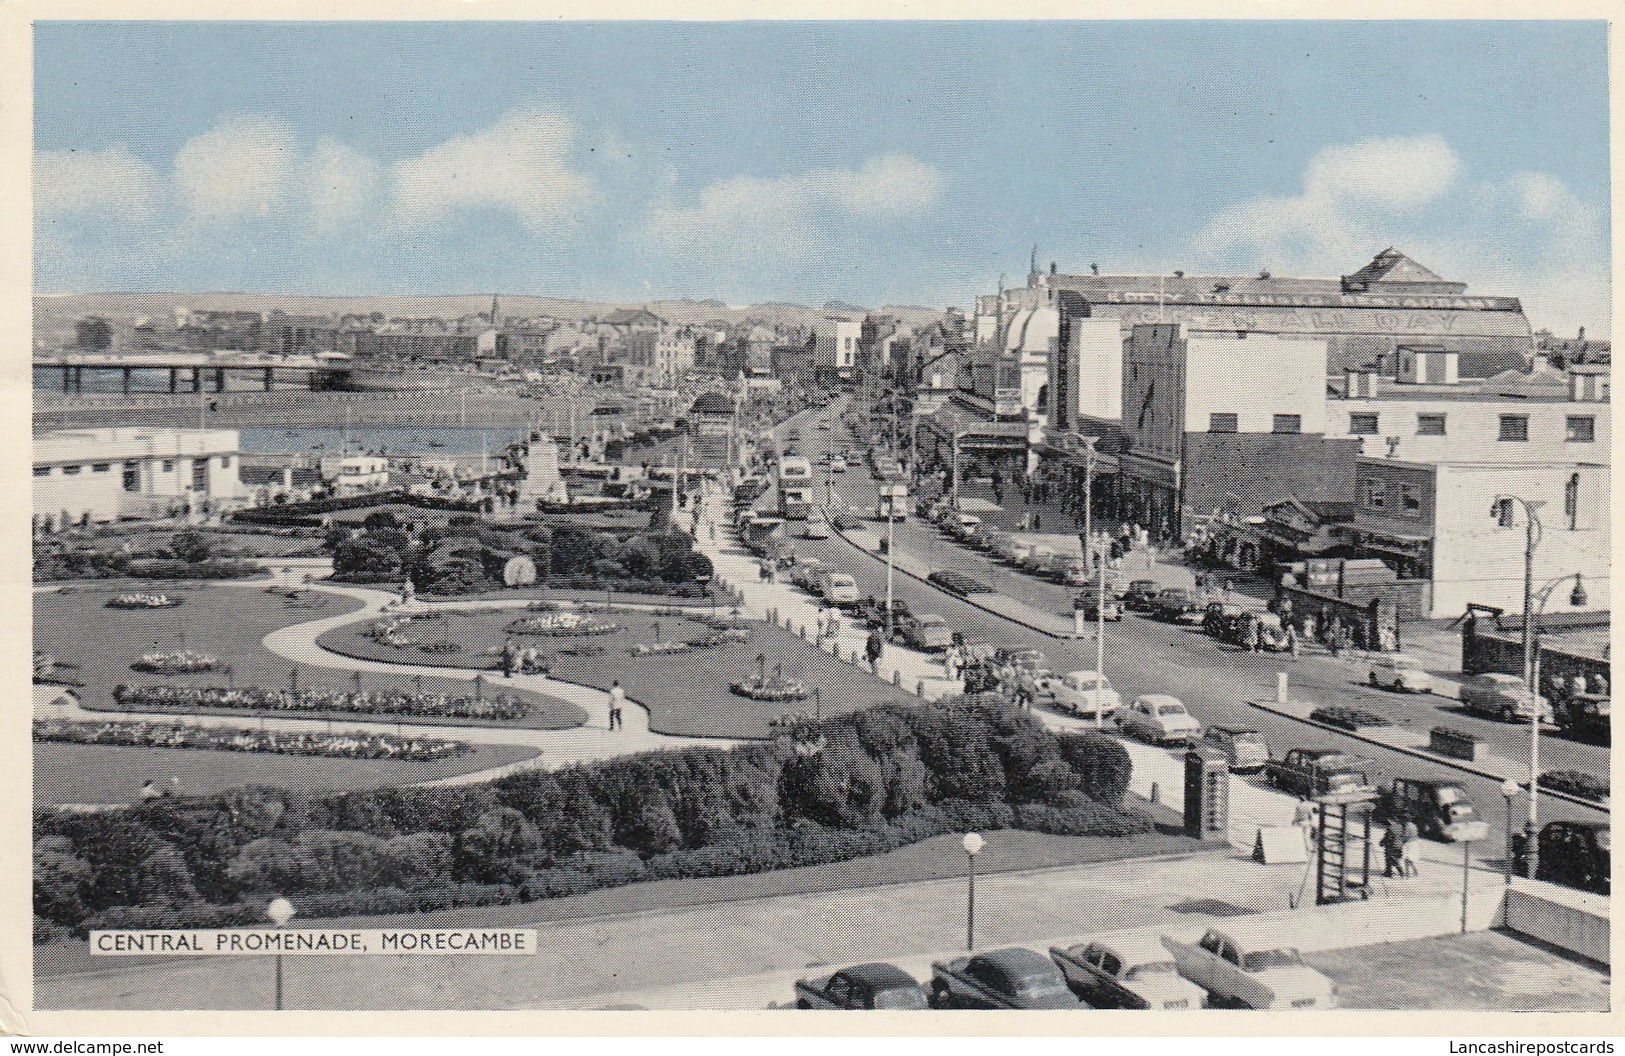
730 675 810 702
504 612 622 637
107 592 182 610
1309 705 1392 731
1429 726 1482 762
33 718 471 761
132 650 219 675
1539 769 1610 803
629 641 693 657
110 684 529 722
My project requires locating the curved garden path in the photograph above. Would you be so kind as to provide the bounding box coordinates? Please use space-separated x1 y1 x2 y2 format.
38 573 736 788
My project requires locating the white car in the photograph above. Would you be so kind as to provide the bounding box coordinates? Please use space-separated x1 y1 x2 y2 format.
999 538 1036 565
1459 672 1554 724
830 456 847 473
1049 670 1122 720
1021 547 1057 574
802 515 831 540
1117 694 1202 745
1368 653 1432 694
1049 935 1206 1010
1164 925 1338 1010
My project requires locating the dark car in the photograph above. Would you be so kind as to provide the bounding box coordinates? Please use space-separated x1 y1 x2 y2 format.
855 596 912 629
1376 777 1490 843
1264 748 1377 799
1150 588 1203 623
928 569 992 597
930 947 1085 1009
1121 580 1161 613
793 962 931 1010
1515 821 1611 895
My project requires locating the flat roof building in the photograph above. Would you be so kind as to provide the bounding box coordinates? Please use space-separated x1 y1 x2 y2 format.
34 427 249 531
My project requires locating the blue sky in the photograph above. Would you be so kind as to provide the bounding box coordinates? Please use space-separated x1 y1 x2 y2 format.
34 21 1612 334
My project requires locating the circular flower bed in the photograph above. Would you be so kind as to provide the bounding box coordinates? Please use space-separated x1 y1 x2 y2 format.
729 675 810 702
504 612 622 637
132 650 219 675
107 593 182 610
630 641 693 657
111 684 529 722
34 718 470 761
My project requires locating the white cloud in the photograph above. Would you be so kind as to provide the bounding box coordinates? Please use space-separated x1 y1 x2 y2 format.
173 114 299 219
35 146 161 218
392 109 600 231
647 153 944 258
1185 134 1610 337
305 139 381 229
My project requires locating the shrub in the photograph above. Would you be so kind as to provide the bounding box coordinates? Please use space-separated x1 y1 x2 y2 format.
1310 706 1391 731
1539 770 1610 802
1053 732 1133 804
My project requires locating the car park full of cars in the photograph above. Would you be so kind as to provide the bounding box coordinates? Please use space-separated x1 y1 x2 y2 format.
1117 694 1202 745
793 963 931 1010
929 948 1085 1009
1049 936 1205 1009
1164 925 1338 1009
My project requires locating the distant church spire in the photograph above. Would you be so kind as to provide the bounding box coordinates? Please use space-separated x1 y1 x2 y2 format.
490 293 501 326
1028 245 1040 285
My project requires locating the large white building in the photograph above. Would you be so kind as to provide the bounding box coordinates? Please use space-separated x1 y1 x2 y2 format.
623 328 696 386
34 427 250 531
813 318 862 374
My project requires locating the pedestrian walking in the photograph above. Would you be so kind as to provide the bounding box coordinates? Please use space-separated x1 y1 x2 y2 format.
1032 513 1041 531
1015 669 1037 710
1402 819 1423 877
1018 512 1030 531
866 628 885 669
1382 818 1406 878
607 680 626 731
1294 798 1319 852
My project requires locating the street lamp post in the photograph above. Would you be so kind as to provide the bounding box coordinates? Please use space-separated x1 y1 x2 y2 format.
1501 779 1519 885
1491 492 1587 881
961 832 984 951
266 896 296 1010
1460 837 1473 934
884 505 896 640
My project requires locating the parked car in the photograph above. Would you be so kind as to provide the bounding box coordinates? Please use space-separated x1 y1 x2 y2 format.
1053 556 1093 586
1202 725 1270 773
895 613 953 652
1459 673 1554 724
1202 602 1247 637
978 528 1012 555
928 569 992 597
1121 580 1161 612
1118 694 1202 745
818 571 861 608
1049 670 1122 721
995 647 1052 680
1150 588 1205 624
788 558 825 593
1164 926 1338 1009
1049 936 1205 1010
1376 777 1490 843
999 538 1038 566
1368 654 1433 694
947 513 983 542
793 962 931 1010
1264 748 1377 799
802 513 831 540
1020 547 1058 574
829 508 862 531
1513 820 1611 895
855 597 912 629
830 455 847 473
929 948 1085 1009
1073 592 1123 621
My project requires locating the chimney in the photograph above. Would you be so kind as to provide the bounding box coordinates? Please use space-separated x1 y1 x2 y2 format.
1344 367 1381 398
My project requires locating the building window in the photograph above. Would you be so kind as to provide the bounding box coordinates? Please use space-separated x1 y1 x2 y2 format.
1399 482 1422 517
162 460 174 472
1349 413 1379 436
33 465 50 477
1364 479 1386 510
1498 415 1529 441
92 463 111 473
220 455 233 468
1566 416 1596 442
1208 413 1238 433
62 465 81 476
1272 414 1302 434
1565 472 1580 530
192 461 208 490
1417 414 1446 436
123 467 141 492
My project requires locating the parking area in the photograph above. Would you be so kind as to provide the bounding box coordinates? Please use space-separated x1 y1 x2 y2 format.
1307 930 1609 1011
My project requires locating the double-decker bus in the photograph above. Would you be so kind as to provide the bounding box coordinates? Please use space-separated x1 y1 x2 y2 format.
778 455 814 520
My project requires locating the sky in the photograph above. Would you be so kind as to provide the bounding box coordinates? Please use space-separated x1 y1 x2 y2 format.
33 21 1612 336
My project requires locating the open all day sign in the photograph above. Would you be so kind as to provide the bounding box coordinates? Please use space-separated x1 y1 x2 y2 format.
90 929 539 956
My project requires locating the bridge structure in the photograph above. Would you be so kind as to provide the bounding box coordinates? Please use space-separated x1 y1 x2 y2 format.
32 352 354 394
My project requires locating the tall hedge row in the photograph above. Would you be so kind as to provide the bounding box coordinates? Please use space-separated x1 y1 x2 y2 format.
35 697 1141 937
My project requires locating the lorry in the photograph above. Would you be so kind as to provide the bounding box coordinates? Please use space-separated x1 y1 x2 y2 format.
877 482 909 521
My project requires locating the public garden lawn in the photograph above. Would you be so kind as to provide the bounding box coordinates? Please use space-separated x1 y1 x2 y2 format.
33 741 540 809
34 585 586 731
316 606 915 738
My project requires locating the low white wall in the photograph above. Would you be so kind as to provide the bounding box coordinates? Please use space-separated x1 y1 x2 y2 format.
1503 884 1610 965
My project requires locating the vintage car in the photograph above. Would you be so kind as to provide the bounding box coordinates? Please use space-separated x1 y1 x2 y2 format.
1164 925 1338 1009
818 571 861 608
1121 580 1162 613
1073 591 1123 621
1376 777 1490 843
929 947 1085 1009
1264 748 1377 799
894 613 953 652
1050 670 1122 721
979 528 1013 555
788 558 825 593
1459 673 1554 724
830 455 847 473
1201 725 1270 773
802 513 832 540
997 536 1037 565
1021 547 1059 574
1049 935 1206 1010
1202 602 1249 638
1150 588 1205 624
1228 612 1291 651
946 513 983 543
793 962 931 1010
1117 694 1202 745
1367 653 1433 694
855 597 912 629
1514 820 1611 895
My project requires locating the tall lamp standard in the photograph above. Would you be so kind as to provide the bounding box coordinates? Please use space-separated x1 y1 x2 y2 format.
266 896 296 1010
961 832 984 951
1078 436 1107 730
1500 779 1520 885
1491 493 1588 880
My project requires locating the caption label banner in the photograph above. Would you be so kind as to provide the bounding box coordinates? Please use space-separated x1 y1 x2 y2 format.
89 929 538 956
